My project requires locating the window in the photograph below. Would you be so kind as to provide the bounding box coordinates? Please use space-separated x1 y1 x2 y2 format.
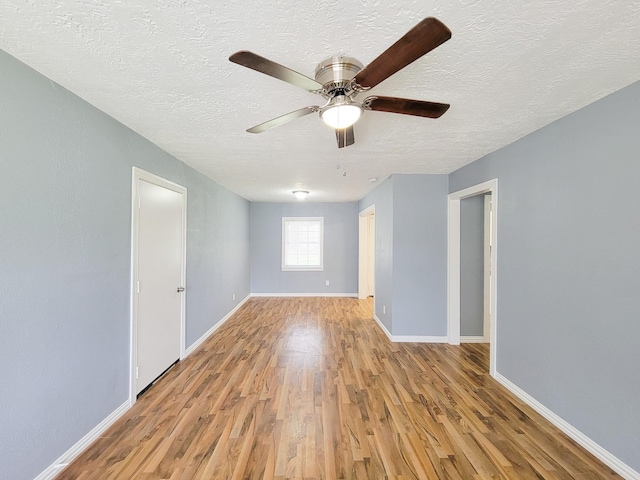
282 217 324 271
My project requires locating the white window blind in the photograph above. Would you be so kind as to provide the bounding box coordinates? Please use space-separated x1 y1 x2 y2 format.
282 217 324 271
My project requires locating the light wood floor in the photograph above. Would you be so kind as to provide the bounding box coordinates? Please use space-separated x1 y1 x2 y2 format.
57 297 619 479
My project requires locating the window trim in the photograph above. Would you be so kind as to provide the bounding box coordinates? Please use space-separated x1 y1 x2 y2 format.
281 217 324 271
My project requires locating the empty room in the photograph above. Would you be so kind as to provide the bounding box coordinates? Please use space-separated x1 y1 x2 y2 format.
1 1 639 479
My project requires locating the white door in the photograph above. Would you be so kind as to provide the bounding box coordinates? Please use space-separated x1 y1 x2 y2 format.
134 173 185 395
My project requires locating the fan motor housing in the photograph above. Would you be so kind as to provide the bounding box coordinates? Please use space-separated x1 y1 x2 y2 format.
315 56 363 96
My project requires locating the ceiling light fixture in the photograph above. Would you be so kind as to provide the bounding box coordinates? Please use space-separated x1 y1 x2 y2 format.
293 190 309 200
320 95 363 129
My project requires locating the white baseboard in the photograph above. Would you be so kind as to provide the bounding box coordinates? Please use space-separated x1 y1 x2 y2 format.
460 335 489 343
35 400 131 480
393 335 448 343
250 292 358 297
372 314 447 343
37 297 251 480
373 314 393 341
494 372 639 480
183 294 250 358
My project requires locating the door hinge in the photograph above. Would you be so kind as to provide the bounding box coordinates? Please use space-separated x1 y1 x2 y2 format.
136 281 140 294
138 195 141 208
136 366 139 379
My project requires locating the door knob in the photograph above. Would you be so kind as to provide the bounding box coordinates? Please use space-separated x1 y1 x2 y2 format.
176 287 185 293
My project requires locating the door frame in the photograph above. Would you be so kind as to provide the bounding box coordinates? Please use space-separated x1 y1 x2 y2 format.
483 194 492 341
129 167 187 404
358 205 375 300
447 179 498 376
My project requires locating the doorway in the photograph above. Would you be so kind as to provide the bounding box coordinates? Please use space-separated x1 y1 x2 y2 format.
130 168 187 402
459 193 492 343
447 179 498 376
358 205 375 300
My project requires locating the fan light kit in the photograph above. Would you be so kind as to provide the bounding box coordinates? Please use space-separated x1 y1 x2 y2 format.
320 96 363 129
230 17 452 148
292 190 309 200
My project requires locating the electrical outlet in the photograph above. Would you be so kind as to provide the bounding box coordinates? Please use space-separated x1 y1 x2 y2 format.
383 305 386 314
232 293 236 300
325 280 330 286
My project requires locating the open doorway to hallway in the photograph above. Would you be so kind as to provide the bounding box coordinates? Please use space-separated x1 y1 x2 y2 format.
448 179 498 377
358 205 375 300
460 193 492 345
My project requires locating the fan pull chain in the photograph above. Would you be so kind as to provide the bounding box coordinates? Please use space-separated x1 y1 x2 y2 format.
341 141 347 177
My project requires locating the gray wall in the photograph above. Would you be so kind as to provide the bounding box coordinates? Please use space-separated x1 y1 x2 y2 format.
449 80 640 471
392 175 448 336
250 202 359 294
460 195 485 337
184 170 250 346
359 178 394 330
0 50 250 480
359 175 448 337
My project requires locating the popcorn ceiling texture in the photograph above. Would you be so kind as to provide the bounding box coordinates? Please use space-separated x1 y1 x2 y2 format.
1 0 639 201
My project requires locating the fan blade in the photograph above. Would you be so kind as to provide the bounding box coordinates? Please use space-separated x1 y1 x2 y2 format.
247 106 319 133
363 96 449 118
230 51 324 93
352 17 451 90
335 126 355 148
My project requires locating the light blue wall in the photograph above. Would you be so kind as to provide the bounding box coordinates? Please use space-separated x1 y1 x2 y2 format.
450 80 640 471
359 175 448 337
460 195 485 336
183 170 250 346
392 175 448 336
0 50 250 480
359 178 393 330
250 202 359 294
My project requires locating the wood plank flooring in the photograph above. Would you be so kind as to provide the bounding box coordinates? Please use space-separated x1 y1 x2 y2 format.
56 297 619 479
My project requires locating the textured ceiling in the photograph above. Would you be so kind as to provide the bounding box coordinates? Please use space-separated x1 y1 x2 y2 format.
1 1 639 202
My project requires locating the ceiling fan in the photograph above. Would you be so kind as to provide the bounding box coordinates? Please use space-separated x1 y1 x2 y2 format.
229 17 451 148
